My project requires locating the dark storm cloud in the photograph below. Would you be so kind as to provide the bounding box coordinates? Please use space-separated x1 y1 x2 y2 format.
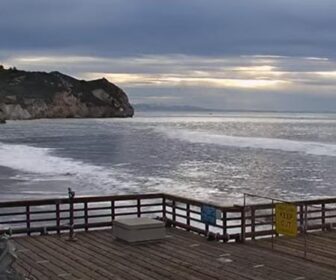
1 0 336 58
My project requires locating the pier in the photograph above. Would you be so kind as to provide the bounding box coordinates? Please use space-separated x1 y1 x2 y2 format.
0 193 335 279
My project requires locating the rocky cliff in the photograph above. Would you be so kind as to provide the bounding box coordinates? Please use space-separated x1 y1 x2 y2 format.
0 66 134 121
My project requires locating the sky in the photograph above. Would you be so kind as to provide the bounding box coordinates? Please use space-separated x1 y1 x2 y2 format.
1 0 336 111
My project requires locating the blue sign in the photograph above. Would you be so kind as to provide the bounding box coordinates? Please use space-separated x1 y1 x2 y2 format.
201 205 218 225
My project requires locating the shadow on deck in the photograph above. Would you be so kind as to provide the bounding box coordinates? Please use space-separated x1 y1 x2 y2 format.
13 228 336 280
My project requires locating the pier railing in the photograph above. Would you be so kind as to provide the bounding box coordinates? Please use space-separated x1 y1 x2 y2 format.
0 193 164 236
0 193 335 242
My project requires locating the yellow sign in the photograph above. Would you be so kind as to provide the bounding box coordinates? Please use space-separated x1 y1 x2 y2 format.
275 203 297 237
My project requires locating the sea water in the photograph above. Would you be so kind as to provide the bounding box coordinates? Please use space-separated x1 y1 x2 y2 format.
0 112 336 204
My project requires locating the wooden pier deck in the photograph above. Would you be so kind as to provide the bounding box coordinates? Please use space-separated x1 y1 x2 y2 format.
13 228 336 280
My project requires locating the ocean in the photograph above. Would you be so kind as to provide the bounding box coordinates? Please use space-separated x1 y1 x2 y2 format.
1 112 336 205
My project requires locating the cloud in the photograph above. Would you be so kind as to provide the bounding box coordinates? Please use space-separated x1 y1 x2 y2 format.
4 53 336 91
1 0 336 111
1 0 336 58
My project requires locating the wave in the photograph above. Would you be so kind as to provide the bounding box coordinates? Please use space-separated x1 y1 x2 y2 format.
0 142 197 198
0 143 93 175
0 142 134 192
157 127 336 156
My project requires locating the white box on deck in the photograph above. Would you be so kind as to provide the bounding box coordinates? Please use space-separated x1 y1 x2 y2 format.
112 217 166 243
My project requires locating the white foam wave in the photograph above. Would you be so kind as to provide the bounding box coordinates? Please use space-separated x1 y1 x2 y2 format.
157 128 336 156
0 143 91 175
0 143 133 193
0 142 201 198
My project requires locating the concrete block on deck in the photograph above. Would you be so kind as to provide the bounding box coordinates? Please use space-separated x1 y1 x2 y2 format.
112 217 166 243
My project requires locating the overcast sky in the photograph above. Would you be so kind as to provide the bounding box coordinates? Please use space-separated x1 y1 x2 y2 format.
1 0 336 111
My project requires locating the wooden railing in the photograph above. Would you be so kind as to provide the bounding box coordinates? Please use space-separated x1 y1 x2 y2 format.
242 198 336 240
0 193 335 242
164 194 336 241
0 193 164 236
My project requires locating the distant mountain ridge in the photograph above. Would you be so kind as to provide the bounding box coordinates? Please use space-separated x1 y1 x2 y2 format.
0 65 134 122
134 103 218 112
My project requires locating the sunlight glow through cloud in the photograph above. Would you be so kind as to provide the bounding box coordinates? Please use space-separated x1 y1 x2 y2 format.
84 72 288 89
315 71 336 77
3 54 336 91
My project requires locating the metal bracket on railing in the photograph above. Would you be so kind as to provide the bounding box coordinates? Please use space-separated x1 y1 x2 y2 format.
236 234 243 243
206 231 214 241
206 231 221 241
40 227 48 236
65 224 77 242
223 233 230 243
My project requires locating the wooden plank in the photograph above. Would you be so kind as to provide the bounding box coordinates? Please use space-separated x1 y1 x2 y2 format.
171 228 336 280
14 250 49 280
12 227 336 280
264 236 336 256
96 229 309 280
165 230 309 280
26 236 101 280
275 235 336 256
32 235 119 280
88 230 226 280
47 234 157 280
78 231 199 280
46 237 140 280
259 237 336 268
14 238 73 279
110 236 257 280
40 236 123 279
83 233 205 280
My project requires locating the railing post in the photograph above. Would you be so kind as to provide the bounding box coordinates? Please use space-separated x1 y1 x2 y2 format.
251 207 256 240
222 210 227 242
111 200 115 227
205 223 209 235
26 206 31 236
69 197 74 237
137 199 141 218
186 203 190 231
321 203 326 231
240 206 246 243
84 202 88 232
271 200 274 249
162 197 166 220
299 205 304 233
56 202 60 234
304 204 308 258
172 200 176 227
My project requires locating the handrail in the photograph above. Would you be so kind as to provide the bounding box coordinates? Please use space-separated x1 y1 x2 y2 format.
1 192 334 209
163 193 238 211
0 193 165 207
234 196 336 209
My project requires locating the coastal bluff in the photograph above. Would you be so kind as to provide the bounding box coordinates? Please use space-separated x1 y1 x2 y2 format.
0 65 134 122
